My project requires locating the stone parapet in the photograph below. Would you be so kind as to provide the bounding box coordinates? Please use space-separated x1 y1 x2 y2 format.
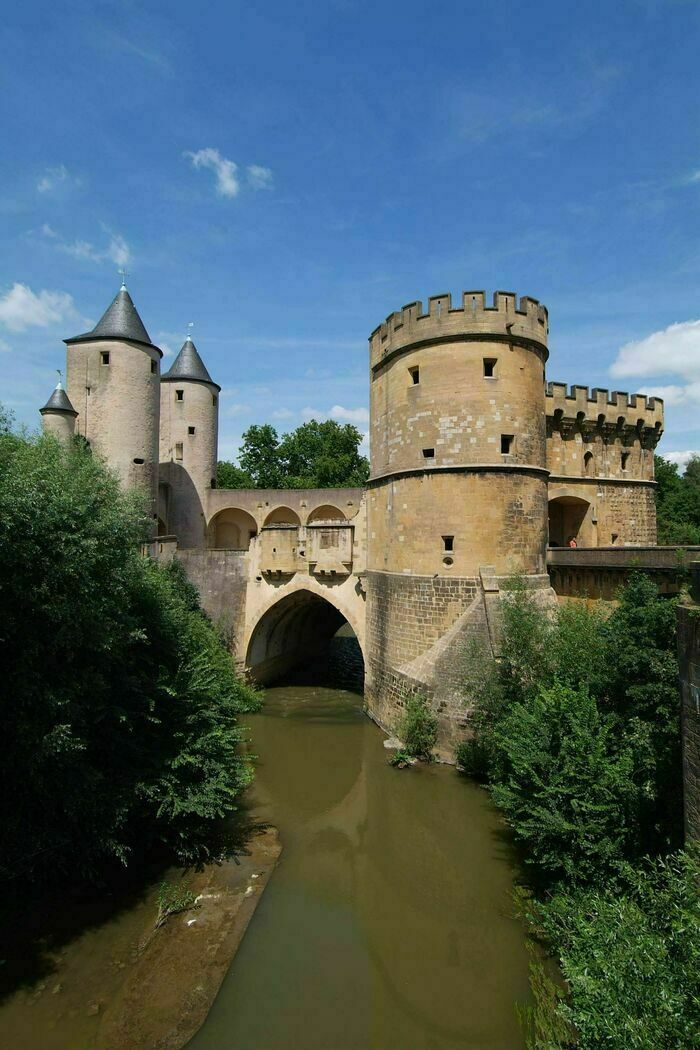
546 382 663 445
370 291 548 372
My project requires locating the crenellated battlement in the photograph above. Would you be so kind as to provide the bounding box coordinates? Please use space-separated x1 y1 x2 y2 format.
546 382 664 441
370 290 549 369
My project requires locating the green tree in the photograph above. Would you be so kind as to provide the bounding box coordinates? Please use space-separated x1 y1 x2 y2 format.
0 420 258 883
526 850 700 1049
238 424 281 488
654 454 700 544
277 419 369 488
216 460 254 489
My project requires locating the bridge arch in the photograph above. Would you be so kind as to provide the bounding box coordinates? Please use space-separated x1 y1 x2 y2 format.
263 506 301 527
209 507 258 549
245 583 365 687
307 503 346 524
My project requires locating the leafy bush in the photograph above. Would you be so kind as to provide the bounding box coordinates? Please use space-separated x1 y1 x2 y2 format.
0 423 259 882
490 684 642 881
524 850 700 1049
398 695 438 760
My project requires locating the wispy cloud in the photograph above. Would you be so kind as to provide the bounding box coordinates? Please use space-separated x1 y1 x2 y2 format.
0 283 77 332
37 164 78 194
301 404 369 424
40 225 131 267
225 402 252 417
185 148 240 198
247 164 273 190
184 149 275 199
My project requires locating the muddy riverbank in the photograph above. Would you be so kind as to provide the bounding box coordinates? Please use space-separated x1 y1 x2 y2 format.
0 827 281 1050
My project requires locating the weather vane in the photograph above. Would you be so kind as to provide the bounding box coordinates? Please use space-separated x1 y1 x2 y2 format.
118 267 128 289
56 368 62 385
186 321 194 341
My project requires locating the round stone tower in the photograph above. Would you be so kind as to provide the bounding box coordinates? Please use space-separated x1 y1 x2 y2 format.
64 281 162 516
365 290 551 749
158 334 220 547
39 378 77 444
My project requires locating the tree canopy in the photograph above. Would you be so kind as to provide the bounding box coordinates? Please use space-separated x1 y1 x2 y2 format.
0 416 258 884
217 419 369 490
654 453 700 544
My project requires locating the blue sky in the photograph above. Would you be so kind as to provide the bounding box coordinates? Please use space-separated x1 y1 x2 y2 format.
2 0 700 466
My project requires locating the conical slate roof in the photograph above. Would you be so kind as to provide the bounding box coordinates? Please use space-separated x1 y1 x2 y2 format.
40 381 77 416
162 336 220 389
65 285 160 353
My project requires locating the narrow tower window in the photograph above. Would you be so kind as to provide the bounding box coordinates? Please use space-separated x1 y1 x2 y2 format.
176 389 184 402
621 451 630 470
151 360 157 374
212 395 217 406
175 442 183 461
501 434 514 454
584 450 594 475
442 535 454 552
409 366 420 385
101 351 110 365
483 358 497 377
132 457 145 465
422 447 435 459
188 426 195 435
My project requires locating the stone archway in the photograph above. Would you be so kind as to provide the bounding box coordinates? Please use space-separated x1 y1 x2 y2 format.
548 495 592 547
209 507 258 549
246 587 365 689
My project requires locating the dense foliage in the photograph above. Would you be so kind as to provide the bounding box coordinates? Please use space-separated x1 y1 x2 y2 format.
0 417 258 884
217 418 369 490
458 575 693 1047
398 695 438 761
655 453 700 544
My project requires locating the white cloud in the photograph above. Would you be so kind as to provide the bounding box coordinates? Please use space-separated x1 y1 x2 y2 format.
0 283 76 332
662 450 700 472
37 164 71 193
247 164 273 190
272 408 295 420
40 225 131 268
682 169 700 185
185 148 239 198
611 319 700 382
0 338 11 353
225 402 251 417
301 405 369 425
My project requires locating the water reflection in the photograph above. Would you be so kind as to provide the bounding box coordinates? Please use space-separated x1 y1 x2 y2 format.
189 686 530 1050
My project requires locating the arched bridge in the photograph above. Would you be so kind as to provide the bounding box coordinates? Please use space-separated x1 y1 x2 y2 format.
168 487 368 685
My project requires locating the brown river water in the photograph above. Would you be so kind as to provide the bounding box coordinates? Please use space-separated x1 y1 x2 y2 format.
190 685 531 1050
0 684 531 1049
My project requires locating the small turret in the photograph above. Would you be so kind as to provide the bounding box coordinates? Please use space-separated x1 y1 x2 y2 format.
40 377 77 444
159 331 220 546
64 280 161 514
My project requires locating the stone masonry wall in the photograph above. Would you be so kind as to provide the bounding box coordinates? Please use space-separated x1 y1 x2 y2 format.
678 562 700 842
174 548 249 662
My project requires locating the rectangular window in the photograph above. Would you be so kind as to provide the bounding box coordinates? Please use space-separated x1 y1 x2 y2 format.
188 426 195 435
409 366 420 385
212 395 217 406
175 442 183 461
101 351 110 365
442 535 454 552
422 448 435 459
176 389 184 402
151 360 157 374
483 358 497 377
501 434 514 454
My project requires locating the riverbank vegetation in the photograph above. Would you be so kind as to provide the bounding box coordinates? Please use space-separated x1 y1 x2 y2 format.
459 576 699 1048
0 408 259 887
217 419 369 489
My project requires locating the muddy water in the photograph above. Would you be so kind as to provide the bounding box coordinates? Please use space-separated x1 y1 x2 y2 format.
189 686 531 1050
